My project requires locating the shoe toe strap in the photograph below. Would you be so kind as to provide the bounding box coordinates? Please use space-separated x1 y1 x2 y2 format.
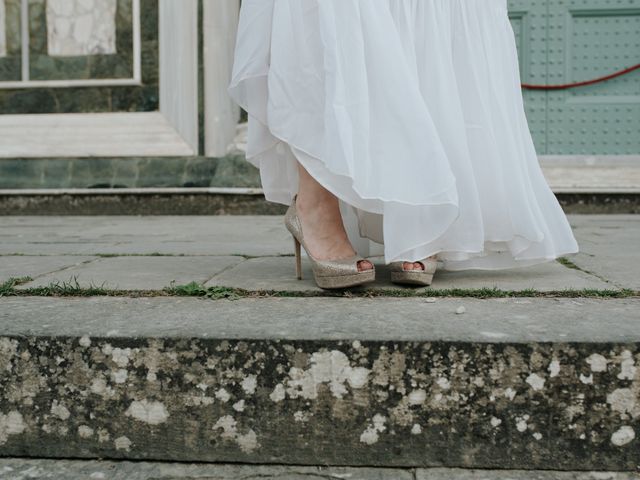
313 255 373 276
346 255 374 273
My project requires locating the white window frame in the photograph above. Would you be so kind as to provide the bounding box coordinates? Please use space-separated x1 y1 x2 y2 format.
0 0 200 157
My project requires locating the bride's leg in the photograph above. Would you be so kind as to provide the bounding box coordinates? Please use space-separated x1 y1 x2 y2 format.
295 163 374 272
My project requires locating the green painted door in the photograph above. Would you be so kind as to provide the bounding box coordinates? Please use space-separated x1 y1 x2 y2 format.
508 0 640 155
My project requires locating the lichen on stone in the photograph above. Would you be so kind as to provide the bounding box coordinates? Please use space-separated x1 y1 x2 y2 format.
0 335 638 469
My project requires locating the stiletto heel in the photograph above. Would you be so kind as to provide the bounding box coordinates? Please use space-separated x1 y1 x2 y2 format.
389 257 437 287
294 237 303 280
284 195 375 289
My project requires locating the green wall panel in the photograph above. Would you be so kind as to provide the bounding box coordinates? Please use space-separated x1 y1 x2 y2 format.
547 0 640 155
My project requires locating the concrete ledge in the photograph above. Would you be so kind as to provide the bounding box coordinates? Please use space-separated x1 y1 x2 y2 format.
1 297 639 470
0 192 287 216
0 459 638 480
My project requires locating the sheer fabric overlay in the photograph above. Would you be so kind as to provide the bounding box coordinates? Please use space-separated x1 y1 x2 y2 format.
229 0 579 270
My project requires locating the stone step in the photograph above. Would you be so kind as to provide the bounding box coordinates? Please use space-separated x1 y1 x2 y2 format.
1 296 639 471
0 458 638 480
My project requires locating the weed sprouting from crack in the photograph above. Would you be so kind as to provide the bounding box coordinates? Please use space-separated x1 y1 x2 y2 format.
0 277 33 296
26 276 112 297
166 281 242 301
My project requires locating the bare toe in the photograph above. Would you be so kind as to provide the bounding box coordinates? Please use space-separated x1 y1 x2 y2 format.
358 260 374 272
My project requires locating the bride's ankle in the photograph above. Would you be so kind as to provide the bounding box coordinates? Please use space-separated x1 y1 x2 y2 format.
296 191 339 216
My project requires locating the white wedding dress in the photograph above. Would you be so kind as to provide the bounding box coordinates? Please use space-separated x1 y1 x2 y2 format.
228 0 579 270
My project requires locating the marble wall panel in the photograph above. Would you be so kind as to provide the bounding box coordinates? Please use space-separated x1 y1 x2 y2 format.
46 0 117 56
0 0 158 114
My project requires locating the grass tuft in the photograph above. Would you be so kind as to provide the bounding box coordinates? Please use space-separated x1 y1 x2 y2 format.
26 276 112 297
0 277 33 296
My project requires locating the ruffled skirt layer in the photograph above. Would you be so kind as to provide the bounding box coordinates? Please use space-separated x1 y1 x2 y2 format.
228 0 579 270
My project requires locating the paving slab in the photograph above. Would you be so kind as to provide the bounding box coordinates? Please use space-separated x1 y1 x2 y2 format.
0 216 291 256
4 255 611 295
1 215 638 291
17 256 244 290
0 459 413 480
205 255 320 292
0 255 97 283
431 260 612 291
417 469 640 479
569 215 640 290
206 256 612 292
1 297 639 470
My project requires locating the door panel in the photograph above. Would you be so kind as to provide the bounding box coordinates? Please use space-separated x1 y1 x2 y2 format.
508 0 640 155
508 0 549 154
547 0 640 155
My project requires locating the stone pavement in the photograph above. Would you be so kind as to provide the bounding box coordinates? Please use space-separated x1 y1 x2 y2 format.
0 214 638 292
1 214 639 473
